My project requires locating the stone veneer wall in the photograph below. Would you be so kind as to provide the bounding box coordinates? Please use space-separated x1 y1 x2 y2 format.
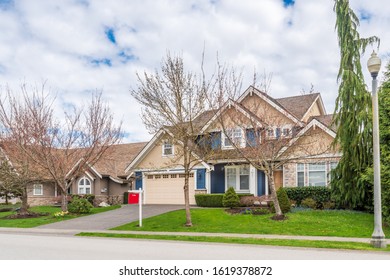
283 163 297 187
28 196 59 206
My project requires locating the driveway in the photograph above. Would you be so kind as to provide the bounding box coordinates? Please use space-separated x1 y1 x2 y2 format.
36 204 184 230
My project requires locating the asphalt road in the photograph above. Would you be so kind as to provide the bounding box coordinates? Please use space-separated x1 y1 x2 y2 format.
1 232 389 260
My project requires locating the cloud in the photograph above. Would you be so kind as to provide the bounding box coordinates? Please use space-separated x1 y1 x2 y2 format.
0 0 389 143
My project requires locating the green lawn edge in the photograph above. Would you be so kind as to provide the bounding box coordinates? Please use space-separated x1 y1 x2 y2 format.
76 232 390 252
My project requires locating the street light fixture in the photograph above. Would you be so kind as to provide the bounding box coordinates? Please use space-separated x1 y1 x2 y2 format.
367 50 387 248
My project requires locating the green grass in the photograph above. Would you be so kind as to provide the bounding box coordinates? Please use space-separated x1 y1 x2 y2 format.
0 205 121 228
77 232 390 252
112 208 390 238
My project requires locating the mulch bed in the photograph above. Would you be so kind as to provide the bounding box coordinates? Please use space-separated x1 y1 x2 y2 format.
4 212 49 219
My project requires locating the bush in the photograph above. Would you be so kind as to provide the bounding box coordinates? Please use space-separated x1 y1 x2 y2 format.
301 198 317 209
195 194 223 207
277 188 291 213
284 187 332 207
195 193 252 207
71 194 95 205
68 197 93 214
222 187 240 208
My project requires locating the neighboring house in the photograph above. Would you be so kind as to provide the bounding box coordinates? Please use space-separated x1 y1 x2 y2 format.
0 142 147 206
126 86 340 205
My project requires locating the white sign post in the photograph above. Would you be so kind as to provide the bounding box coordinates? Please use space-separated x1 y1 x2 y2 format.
129 189 143 227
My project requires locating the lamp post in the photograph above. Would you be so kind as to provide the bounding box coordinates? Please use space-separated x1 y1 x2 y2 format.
367 50 387 248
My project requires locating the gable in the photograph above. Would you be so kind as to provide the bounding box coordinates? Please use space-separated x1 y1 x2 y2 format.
279 119 338 159
237 86 304 127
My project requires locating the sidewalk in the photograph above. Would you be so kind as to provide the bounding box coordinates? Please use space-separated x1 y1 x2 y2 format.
1 226 387 244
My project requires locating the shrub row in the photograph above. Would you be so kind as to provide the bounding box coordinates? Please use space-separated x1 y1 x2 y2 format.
71 194 95 205
284 187 331 206
195 193 253 207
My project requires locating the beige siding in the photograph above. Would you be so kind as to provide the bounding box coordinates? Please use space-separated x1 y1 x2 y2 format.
27 182 56 197
240 95 297 126
283 127 336 158
144 173 196 204
138 138 183 170
109 180 130 196
302 101 322 122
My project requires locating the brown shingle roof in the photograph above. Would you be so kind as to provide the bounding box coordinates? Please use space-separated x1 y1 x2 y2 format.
308 114 336 131
92 142 148 179
276 93 320 120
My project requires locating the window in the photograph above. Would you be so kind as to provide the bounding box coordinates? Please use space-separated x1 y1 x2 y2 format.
33 184 43 196
308 163 326 186
297 163 305 186
170 174 177 178
267 129 274 138
147 175 153 179
223 128 243 149
162 141 174 156
162 174 169 179
225 165 250 192
275 127 281 138
78 177 91 194
282 128 290 137
155 175 161 179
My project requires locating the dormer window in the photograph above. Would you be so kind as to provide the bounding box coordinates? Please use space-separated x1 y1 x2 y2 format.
282 127 291 137
162 141 174 156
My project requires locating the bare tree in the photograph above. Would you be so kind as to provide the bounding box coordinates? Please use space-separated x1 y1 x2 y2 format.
0 84 122 211
131 52 223 226
0 147 40 214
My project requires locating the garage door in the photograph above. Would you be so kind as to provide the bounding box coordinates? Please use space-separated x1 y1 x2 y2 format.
144 173 196 204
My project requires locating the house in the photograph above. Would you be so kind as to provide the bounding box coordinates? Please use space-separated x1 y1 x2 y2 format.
126 86 340 205
0 142 147 206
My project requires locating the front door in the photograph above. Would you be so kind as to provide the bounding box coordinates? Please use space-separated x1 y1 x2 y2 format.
257 170 266 196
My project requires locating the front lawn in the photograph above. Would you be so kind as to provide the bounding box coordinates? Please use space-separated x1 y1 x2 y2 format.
112 208 390 238
0 205 121 228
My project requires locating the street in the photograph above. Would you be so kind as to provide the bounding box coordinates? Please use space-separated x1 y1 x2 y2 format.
0 232 389 260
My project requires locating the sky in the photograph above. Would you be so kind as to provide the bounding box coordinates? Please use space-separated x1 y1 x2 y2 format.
1 0 390 143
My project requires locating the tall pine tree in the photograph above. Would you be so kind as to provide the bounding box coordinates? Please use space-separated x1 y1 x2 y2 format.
331 0 379 209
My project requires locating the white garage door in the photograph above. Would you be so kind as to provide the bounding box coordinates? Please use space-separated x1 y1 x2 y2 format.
144 173 196 205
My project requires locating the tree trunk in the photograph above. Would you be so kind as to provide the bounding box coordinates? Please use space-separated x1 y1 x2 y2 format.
183 148 192 227
61 189 68 212
268 171 283 217
184 171 192 227
19 187 29 215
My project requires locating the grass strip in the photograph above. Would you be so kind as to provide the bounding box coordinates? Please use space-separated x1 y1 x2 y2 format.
76 232 390 252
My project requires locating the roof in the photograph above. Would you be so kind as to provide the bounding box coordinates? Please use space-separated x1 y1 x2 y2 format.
307 114 335 131
0 141 148 183
91 142 148 179
276 93 321 120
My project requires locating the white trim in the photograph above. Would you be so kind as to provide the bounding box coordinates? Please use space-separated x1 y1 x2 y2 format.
206 169 211 194
249 164 256 195
236 86 304 127
278 118 337 157
109 176 124 184
33 184 43 196
282 165 285 188
78 176 92 195
162 141 174 156
301 95 327 121
265 174 269 195
125 129 165 173
200 99 264 134
224 164 250 193
66 158 102 180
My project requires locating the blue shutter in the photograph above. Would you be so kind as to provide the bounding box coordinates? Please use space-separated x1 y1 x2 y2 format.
196 169 206 189
246 129 256 147
211 132 221 150
275 127 281 138
135 171 143 190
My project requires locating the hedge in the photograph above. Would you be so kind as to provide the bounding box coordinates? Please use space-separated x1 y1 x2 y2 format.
195 193 253 207
284 186 331 206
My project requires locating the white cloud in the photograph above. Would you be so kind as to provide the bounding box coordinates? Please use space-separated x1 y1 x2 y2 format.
0 0 389 142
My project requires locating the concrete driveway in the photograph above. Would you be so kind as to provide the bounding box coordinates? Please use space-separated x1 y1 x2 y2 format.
36 204 184 230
